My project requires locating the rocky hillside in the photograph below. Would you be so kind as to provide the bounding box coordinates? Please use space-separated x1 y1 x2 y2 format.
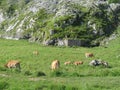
0 0 120 46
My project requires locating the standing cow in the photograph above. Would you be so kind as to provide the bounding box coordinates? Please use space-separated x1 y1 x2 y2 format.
51 60 60 70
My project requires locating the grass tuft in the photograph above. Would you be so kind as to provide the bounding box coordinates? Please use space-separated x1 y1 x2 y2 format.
0 67 7 71
49 84 66 90
24 71 32 76
0 81 9 89
50 70 63 77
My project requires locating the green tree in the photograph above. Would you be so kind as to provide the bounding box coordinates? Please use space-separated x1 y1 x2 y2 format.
108 0 120 3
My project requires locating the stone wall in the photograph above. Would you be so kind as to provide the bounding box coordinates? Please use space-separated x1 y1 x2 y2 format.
58 39 87 46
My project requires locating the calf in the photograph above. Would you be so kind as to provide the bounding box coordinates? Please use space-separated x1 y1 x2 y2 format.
85 52 94 58
74 61 83 66
64 61 72 65
5 60 21 70
51 60 60 70
33 51 39 55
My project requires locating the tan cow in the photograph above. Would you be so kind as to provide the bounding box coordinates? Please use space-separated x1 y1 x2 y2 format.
33 51 39 55
64 61 72 65
74 61 83 66
4 60 21 70
51 60 60 70
85 52 94 58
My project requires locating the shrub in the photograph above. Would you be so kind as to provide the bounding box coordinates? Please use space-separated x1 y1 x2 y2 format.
108 0 120 3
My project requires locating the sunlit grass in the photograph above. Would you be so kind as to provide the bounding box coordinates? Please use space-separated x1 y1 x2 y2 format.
0 37 120 89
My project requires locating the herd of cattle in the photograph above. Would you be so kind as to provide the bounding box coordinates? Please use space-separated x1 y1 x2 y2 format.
4 52 109 71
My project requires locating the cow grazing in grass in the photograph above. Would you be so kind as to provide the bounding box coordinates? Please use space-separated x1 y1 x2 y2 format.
33 51 39 55
64 61 72 65
100 61 109 67
51 60 60 70
89 59 109 67
85 52 94 58
89 60 99 66
5 60 21 70
74 61 83 66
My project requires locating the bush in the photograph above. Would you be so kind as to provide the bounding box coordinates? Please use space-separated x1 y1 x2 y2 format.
108 0 120 3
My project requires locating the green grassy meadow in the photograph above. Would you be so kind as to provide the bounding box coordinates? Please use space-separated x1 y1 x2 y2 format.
0 37 120 90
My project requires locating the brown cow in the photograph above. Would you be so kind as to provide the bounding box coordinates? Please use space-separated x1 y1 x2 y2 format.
73 61 83 66
85 52 94 58
64 61 72 65
51 60 60 70
5 60 21 70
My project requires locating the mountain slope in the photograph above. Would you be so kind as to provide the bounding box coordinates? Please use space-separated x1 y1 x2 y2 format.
0 0 120 46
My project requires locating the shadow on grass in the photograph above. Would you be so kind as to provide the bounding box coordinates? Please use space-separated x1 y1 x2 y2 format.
0 81 9 90
36 71 46 77
0 67 7 71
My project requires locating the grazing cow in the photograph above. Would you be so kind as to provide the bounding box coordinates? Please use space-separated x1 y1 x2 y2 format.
51 60 60 70
85 52 94 58
89 60 100 66
33 51 39 55
64 61 72 65
101 61 109 67
89 59 109 67
74 61 83 66
5 60 21 70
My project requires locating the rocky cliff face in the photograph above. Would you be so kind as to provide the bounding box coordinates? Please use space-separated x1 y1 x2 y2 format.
0 0 120 46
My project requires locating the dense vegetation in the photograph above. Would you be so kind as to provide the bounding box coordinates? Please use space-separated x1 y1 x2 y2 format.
0 0 120 46
108 0 120 3
0 26 120 89
0 0 31 15
22 3 120 46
